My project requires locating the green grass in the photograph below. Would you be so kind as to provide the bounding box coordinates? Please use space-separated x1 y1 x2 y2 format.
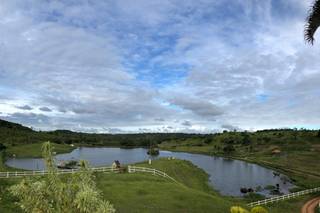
96 173 232 213
135 158 217 194
6 143 75 158
96 159 241 213
0 179 21 213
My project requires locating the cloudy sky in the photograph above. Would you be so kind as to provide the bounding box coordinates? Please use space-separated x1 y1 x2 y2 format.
1 0 320 133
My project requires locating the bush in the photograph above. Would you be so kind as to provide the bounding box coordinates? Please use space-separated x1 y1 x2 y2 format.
251 206 268 213
230 206 249 213
203 138 212 144
0 143 6 151
223 144 235 154
10 142 115 213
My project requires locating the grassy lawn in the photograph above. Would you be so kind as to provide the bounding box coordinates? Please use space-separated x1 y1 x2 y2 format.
6 143 75 158
135 158 217 194
96 173 232 213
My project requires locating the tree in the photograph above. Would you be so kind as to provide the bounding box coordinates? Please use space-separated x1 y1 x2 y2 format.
305 0 320 44
0 143 6 151
203 137 213 144
223 144 235 154
10 142 115 213
241 133 251 145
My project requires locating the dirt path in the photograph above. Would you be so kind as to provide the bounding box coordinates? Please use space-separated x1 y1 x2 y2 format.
301 197 320 213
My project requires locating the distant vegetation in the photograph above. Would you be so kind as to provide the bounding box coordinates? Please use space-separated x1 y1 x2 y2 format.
1 119 319 150
0 119 201 147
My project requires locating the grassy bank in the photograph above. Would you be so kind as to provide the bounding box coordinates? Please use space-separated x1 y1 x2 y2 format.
159 134 320 189
5 143 75 158
96 159 236 213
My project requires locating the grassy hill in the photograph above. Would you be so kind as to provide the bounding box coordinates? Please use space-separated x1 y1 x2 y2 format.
0 118 201 147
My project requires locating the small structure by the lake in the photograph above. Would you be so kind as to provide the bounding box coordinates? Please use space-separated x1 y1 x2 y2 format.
112 160 121 169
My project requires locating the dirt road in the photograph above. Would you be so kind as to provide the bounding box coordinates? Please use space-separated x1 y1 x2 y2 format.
301 197 320 213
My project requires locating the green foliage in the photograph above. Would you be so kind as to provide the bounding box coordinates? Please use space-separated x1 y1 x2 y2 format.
0 118 201 147
241 133 251 145
147 148 159 156
223 144 235 154
230 206 249 213
203 137 212 144
250 206 268 213
0 143 6 151
9 142 115 213
230 206 268 213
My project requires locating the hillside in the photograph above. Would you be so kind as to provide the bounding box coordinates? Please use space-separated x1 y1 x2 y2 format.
0 119 200 147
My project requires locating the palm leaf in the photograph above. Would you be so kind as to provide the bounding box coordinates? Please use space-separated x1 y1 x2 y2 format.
305 0 320 44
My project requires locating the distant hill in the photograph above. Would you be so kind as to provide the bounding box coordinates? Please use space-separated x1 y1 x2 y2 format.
0 119 33 132
0 119 200 147
0 118 319 149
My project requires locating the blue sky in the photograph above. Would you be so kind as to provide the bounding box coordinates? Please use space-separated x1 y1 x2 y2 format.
0 0 320 133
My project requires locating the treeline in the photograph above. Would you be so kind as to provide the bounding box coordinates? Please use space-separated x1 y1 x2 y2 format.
0 119 319 149
0 119 201 147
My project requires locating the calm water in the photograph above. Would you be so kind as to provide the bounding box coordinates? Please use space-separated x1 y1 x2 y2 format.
6 147 294 196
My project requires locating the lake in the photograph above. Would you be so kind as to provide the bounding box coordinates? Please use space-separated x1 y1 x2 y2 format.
6 147 295 196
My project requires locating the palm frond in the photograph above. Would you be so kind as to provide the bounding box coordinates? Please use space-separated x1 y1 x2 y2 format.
305 0 320 45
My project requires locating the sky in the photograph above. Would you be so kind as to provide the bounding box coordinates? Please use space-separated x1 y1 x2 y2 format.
0 0 320 133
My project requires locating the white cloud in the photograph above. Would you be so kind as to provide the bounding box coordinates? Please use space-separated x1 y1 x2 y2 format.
0 0 319 132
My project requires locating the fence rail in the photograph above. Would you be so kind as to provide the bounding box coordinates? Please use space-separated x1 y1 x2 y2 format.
0 166 119 178
0 166 179 185
128 166 179 184
248 187 320 207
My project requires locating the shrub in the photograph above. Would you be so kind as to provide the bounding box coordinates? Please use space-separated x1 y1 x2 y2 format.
230 206 249 213
251 206 268 213
10 142 115 213
203 138 212 144
223 144 235 153
0 143 6 151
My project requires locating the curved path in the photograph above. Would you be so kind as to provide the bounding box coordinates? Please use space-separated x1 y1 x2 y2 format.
301 197 320 213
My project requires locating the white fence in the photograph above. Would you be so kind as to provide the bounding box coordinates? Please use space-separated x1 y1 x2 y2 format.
0 166 118 178
0 166 180 185
128 166 179 184
248 187 320 207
